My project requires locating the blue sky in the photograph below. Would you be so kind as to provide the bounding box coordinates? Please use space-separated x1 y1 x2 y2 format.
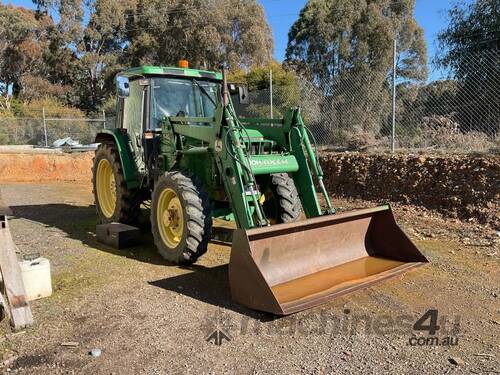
260 0 454 65
8 0 454 67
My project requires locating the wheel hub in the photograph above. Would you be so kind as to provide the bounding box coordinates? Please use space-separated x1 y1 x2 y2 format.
157 189 184 248
162 208 180 229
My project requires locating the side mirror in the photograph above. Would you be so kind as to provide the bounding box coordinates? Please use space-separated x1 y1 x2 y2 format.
116 76 130 98
228 83 249 104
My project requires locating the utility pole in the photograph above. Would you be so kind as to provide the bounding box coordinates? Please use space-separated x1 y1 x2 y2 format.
391 39 397 153
269 69 273 119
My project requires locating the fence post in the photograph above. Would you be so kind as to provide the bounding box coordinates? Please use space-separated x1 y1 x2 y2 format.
391 39 397 153
102 109 106 129
269 68 273 119
42 107 48 147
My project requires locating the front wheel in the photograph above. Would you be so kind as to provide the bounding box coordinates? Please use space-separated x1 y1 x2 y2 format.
260 173 302 224
151 171 212 264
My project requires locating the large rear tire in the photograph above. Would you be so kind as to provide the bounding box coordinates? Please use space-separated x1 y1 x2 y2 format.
151 170 212 264
261 173 302 224
92 143 142 224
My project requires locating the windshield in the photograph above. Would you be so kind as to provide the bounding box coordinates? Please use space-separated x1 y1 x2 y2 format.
151 78 219 127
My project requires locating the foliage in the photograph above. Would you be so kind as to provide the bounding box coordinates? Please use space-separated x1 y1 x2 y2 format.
0 97 90 145
0 5 52 109
126 0 273 70
18 97 85 118
99 95 117 117
1 0 273 114
436 0 499 134
285 0 427 83
398 115 496 153
436 0 499 67
230 61 301 118
395 80 459 136
18 74 66 103
228 61 322 125
284 0 427 142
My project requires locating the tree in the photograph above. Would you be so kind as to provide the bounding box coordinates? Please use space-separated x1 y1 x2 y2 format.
284 0 427 146
395 80 459 138
229 61 301 118
436 0 499 134
0 5 52 110
74 0 132 110
26 0 274 112
125 0 274 70
33 0 132 111
286 0 427 84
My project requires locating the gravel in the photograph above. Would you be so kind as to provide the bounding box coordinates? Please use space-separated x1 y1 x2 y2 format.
0 182 498 374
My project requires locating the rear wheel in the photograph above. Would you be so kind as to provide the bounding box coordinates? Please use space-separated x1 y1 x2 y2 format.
92 143 142 224
261 173 302 224
151 171 212 264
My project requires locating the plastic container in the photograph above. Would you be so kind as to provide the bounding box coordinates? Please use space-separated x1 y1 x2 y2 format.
19 257 52 301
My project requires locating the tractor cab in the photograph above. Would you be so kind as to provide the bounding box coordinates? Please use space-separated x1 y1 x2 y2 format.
115 65 223 128
113 65 224 173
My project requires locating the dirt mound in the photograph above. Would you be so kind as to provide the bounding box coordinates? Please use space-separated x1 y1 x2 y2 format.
1 150 498 228
321 152 500 228
0 152 93 183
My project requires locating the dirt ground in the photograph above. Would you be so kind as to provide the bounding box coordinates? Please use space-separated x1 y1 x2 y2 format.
0 182 498 374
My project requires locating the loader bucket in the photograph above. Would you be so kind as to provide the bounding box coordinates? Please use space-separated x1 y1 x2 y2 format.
229 205 427 315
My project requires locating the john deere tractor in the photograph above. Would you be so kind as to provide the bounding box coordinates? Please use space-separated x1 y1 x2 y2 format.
93 63 426 315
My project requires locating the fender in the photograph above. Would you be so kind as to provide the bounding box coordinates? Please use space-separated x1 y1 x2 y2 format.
95 129 141 189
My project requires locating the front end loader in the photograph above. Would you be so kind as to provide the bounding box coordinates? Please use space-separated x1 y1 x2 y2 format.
92 63 427 315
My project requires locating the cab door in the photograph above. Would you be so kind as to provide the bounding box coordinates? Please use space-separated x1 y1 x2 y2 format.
121 78 149 171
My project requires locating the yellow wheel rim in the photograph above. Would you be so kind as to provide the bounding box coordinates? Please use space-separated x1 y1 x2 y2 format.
262 188 278 225
157 188 184 248
96 159 116 218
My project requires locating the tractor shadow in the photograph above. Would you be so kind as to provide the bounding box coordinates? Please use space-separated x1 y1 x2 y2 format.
10 203 165 265
149 265 274 319
10 203 273 318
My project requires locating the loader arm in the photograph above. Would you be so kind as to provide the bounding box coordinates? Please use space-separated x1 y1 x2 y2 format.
239 107 333 219
168 101 332 229
219 106 427 316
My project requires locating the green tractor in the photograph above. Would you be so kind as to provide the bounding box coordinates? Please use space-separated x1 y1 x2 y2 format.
93 63 427 315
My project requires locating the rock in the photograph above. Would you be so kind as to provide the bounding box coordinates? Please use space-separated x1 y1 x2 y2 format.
448 357 465 366
2 355 17 367
319 152 500 228
89 348 102 358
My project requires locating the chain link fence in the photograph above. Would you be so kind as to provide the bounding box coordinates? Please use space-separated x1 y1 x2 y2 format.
237 49 499 153
0 50 498 153
0 114 115 146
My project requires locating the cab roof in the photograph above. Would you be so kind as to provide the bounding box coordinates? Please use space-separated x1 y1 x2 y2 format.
120 66 223 81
